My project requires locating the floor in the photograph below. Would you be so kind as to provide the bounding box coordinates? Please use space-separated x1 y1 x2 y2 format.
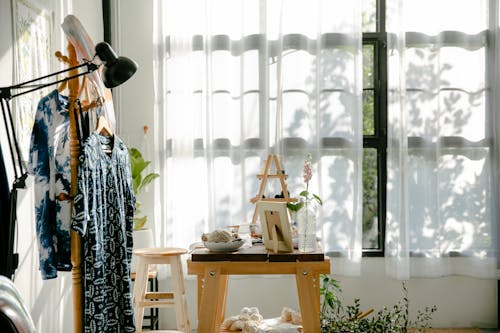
410 323 500 332
217 328 496 332
221 326 500 332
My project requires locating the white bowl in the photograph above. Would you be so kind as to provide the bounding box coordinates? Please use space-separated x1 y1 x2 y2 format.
204 239 244 252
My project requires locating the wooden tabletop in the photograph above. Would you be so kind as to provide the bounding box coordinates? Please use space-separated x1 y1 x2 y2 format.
191 243 325 262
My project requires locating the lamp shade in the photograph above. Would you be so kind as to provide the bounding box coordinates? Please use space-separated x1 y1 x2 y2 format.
95 42 138 88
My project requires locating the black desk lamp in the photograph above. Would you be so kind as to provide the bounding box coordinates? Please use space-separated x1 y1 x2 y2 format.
96 42 138 88
0 41 137 278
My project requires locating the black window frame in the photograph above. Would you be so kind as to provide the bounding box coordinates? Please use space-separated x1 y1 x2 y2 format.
361 0 387 257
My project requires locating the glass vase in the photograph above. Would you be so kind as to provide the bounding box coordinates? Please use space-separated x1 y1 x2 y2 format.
296 199 318 252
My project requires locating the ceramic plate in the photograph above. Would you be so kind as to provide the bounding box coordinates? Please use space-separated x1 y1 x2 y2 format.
204 239 244 252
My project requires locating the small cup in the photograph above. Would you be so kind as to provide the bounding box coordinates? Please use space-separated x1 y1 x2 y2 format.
229 225 240 237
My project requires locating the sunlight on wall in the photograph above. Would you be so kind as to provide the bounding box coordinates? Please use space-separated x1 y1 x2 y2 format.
13 181 74 332
0 51 13 86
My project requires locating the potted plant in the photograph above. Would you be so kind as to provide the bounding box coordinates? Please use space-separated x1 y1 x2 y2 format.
129 147 160 230
320 275 437 333
128 146 159 270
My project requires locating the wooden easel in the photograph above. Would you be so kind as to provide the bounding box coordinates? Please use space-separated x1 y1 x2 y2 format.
250 154 297 224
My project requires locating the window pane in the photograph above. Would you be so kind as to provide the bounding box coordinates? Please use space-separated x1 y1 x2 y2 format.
363 90 374 135
363 44 375 136
363 45 374 88
363 148 379 249
362 0 376 32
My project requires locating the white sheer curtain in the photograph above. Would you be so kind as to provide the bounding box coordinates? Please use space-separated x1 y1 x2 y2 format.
152 0 363 275
386 0 498 279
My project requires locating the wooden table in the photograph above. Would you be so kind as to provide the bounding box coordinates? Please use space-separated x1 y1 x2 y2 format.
187 244 331 333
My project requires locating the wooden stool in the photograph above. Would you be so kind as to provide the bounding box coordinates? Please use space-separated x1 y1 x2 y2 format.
131 269 159 330
132 248 190 333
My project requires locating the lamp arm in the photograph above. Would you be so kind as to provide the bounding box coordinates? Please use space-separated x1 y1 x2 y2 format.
0 61 100 100
0 99 20 180
0 59 100 184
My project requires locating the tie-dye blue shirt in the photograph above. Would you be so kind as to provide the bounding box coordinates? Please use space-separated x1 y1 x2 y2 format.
28 89 72 280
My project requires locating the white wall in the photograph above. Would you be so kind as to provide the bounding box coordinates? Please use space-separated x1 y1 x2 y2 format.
111 0 157 234
0 0 16 185
113 1 499 331
0 1 13 87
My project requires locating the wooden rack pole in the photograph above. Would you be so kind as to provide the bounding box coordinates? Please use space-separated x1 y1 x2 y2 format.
66 42 83 333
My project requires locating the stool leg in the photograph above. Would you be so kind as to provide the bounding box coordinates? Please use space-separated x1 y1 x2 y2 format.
171 256 190 332
133 259 149 332
154 277 160 329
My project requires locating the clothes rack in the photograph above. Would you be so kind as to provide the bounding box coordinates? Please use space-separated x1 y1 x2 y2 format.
65 41 84 333
1 14 136 332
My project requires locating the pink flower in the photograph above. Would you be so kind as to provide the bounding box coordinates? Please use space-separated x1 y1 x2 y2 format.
287 153 322 212
303 154 313 184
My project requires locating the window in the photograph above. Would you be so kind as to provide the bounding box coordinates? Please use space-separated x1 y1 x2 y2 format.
362 0 387 255
157 0 497 278
159 1 363 259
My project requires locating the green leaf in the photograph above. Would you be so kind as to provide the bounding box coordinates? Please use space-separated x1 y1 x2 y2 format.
136 173 160 194
326 293 335 309
287 201 304 211
128 147 161 230
128 147 142 159
133 216 147 230
131 160 150 179
299 190 309 197
312 193 323 205
128 147 151 178
132 173 142 194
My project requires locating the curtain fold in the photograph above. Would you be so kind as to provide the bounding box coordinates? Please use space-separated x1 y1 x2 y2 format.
153 0 498 279
153 0 363 276
386 0 498 279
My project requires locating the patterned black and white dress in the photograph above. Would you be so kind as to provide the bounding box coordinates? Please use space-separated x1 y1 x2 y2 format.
72 132 136 333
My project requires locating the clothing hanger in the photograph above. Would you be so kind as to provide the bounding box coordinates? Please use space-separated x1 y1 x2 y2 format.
96 114 113 137
96 114 113 155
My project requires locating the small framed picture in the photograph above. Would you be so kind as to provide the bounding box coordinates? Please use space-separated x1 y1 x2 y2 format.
257 201 293 253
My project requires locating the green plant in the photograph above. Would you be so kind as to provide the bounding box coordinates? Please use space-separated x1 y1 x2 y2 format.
320 275 437 333
128 147 160 230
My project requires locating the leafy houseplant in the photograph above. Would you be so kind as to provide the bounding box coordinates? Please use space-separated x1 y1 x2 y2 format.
128 147 160 230
320 275 437 333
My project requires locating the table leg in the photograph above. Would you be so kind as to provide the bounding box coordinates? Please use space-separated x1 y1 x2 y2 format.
216 274 229 325
295 269 321 333
197 266 229 333
197 274 203 318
